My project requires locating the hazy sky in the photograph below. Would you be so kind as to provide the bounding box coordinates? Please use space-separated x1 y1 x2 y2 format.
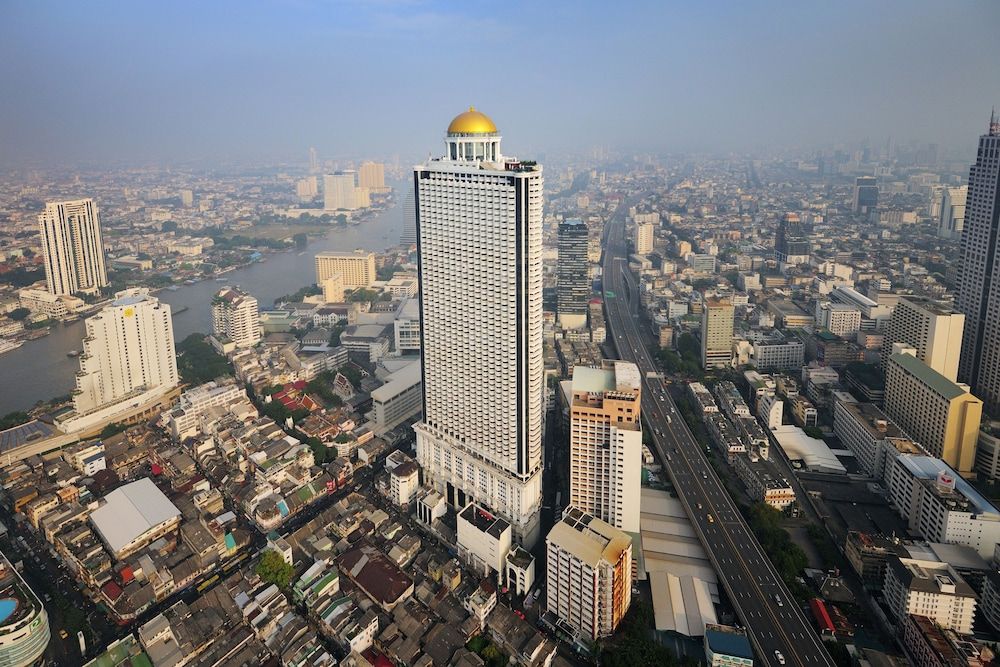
2 0 998 168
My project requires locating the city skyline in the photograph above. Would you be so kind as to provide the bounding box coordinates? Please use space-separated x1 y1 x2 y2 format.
2 1 1000 168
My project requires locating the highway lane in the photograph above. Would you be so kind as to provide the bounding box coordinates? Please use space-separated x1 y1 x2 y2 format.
601 204 833 667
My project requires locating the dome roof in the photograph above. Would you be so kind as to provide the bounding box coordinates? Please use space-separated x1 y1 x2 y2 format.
447 107 497 135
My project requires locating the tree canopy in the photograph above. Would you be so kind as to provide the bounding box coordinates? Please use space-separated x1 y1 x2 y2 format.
255 549 294 589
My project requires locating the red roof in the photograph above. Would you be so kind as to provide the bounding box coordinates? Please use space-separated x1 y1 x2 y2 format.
809 598 835 634
151 463 163 476
102 581 123 601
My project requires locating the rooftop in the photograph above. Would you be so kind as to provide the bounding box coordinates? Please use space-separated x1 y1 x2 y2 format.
888 353 970 401
547 506 631 568
459 503 511 539
704 624 754 659
90 478 181 556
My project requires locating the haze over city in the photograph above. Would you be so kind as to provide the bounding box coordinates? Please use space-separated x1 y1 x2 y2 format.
3 0 1000 167
4 3 1000 667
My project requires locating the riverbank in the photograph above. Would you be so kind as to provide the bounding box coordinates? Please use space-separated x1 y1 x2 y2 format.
0 180 408 415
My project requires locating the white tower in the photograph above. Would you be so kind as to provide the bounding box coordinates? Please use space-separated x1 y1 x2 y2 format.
74 289 178 415
413 107 544 547
212 287 261 349
38 198 108 297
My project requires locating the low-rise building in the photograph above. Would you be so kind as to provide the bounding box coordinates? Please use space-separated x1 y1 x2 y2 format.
456 503 512 578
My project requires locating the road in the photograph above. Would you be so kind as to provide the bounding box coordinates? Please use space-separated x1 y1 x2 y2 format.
601 202 833 667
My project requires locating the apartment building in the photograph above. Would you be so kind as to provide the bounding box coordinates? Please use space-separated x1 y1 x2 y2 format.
315 251 377 289
883 557 976 634
211 287 261 349
881 297 964 381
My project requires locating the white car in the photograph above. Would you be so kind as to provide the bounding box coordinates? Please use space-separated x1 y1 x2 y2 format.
774 650 785 664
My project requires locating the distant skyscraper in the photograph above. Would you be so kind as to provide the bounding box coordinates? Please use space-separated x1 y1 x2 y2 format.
212 286 261 349
74 289 178 416
774 212 810 264
568 362 642 532
938 186 968 240
400 187 417 246
557 219 589 329
414 107 544 547
295 176 318 200
38 198 108 297
324 172 361 211
957 113 1000 413
634 222 654 255
358 161 387 193
853 176 879 216
701 297 734 369
309 146 319 174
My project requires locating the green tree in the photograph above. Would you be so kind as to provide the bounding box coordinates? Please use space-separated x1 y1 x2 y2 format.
339 365 363 389
347 288 379 303
161 220 178 232
100 422 129 439
293 233 308 249
0 411 31 430
7 307 29 321
255 549 294 589
176 333 232 384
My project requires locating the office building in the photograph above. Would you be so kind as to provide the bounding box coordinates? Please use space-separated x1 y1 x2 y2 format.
358 161 387 193
568 362 642 533
634 222 654 255
557 219 589 329
853 176 879 216
937 185 967 240
884 352 982 474
38 198 108 296
956 115 1000 414
315 251 376 289
324 172 364 211
74 289 179 416
212 286 261 349
413 107 544 547
883 557 976 634
0 550 50 666
833 400 924 478
774 212 810 264
880 297 964 382
701 298 734 369
815 301 862 338
545 507 632 641
370 362 422 434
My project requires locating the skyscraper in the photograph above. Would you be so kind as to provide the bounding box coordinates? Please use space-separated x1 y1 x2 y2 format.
212 286 262 349
38 198 108 297
957 114 1000 413
701 297 734 369
400 187 417 246
634 222 654 255
557 219 589 329
74 289 178 416
309 146 319 174
568 361 642 532
774 212 810 264
938 186 968 240
324 172 361 211
358 161 387 193
853 176 879 216
880 297 964 382
413 107 544 547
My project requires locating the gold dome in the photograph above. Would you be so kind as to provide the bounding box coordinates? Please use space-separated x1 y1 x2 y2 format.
447 106 498 134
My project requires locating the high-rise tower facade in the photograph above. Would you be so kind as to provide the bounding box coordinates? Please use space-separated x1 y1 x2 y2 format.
74 289 178 415
38 198 108 297
413 107 544 547
775 212 810 264
956 114 1000 413
557 219 589 329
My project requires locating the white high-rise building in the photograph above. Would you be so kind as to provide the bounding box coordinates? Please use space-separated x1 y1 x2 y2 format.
212 286 261 349
324 172 360 211
74 289 178 415
634 222 654 255
38 198 108 297
568 362 642 532
413 107 544 547
937 185 967 240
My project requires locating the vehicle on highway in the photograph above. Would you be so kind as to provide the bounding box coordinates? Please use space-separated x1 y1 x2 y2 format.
775 594 783 607
659 396 664 401
702 472 708 479
696 503 702 509
775 650 786 665
666 416 672 424
59 629 69 640
707 514 714 523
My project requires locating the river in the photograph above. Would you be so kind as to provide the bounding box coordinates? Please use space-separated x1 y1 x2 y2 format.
0 182 406 415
